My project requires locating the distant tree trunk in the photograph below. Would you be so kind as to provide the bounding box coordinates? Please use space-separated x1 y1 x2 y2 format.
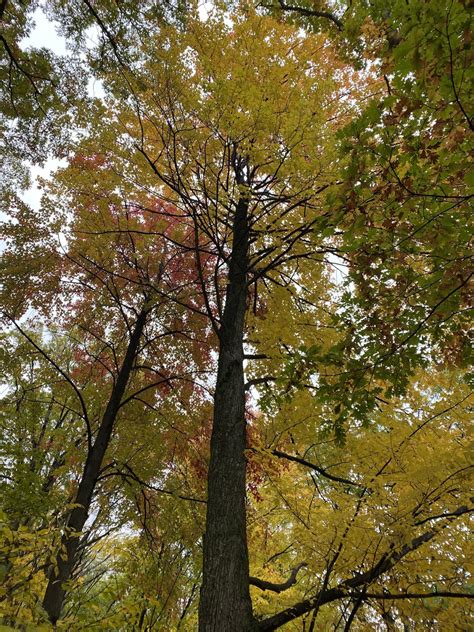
199 197 257 631
42 308 148 623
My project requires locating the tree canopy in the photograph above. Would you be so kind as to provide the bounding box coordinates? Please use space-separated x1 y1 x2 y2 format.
0 0 472 630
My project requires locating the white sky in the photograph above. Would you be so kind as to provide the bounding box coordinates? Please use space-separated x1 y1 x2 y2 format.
18 9 67 209
18 8 100 210
20 7 68 55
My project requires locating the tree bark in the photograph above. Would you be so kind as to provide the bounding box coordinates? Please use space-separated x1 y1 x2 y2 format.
199 197 257 631
42 307 148 623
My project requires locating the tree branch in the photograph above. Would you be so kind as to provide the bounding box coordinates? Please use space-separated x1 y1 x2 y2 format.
266 1 343 31
352 590 474 601
250 562 307 593
271 449 364 489
415 502 474 526
258 507 468 630
99 462 206 504
5 315 93 450
0 0 8 21
245 376 277 390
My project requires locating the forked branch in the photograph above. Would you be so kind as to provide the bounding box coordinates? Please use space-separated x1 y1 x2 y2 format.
250 562 307 593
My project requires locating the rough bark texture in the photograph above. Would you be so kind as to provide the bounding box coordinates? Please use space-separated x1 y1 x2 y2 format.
199 197 257 631
42 308 147 623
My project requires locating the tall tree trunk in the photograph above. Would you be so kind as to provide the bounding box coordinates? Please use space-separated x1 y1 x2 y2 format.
199 197 256 631
42 308 148 623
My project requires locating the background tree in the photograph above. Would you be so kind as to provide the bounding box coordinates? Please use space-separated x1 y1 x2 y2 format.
1 0 87 199
1 161 212 623
0 1 472 630
264 0 473 413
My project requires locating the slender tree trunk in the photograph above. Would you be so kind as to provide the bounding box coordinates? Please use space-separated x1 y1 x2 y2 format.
42 308 148 623
199 197 256 631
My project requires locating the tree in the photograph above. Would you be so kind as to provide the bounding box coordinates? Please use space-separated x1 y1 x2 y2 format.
0 0 87 196
0 333 86 626
0 1 472 630
1 165 212 623
243 312 473 629
67 10 358 628
260 0 472 424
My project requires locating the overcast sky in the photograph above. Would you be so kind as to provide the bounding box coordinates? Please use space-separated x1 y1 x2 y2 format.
19 8 102 209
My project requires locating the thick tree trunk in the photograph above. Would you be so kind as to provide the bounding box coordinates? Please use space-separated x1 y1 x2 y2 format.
42 308 147 623
199 198 257 631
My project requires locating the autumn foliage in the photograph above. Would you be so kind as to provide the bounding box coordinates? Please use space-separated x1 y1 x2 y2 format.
1 0 472 630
